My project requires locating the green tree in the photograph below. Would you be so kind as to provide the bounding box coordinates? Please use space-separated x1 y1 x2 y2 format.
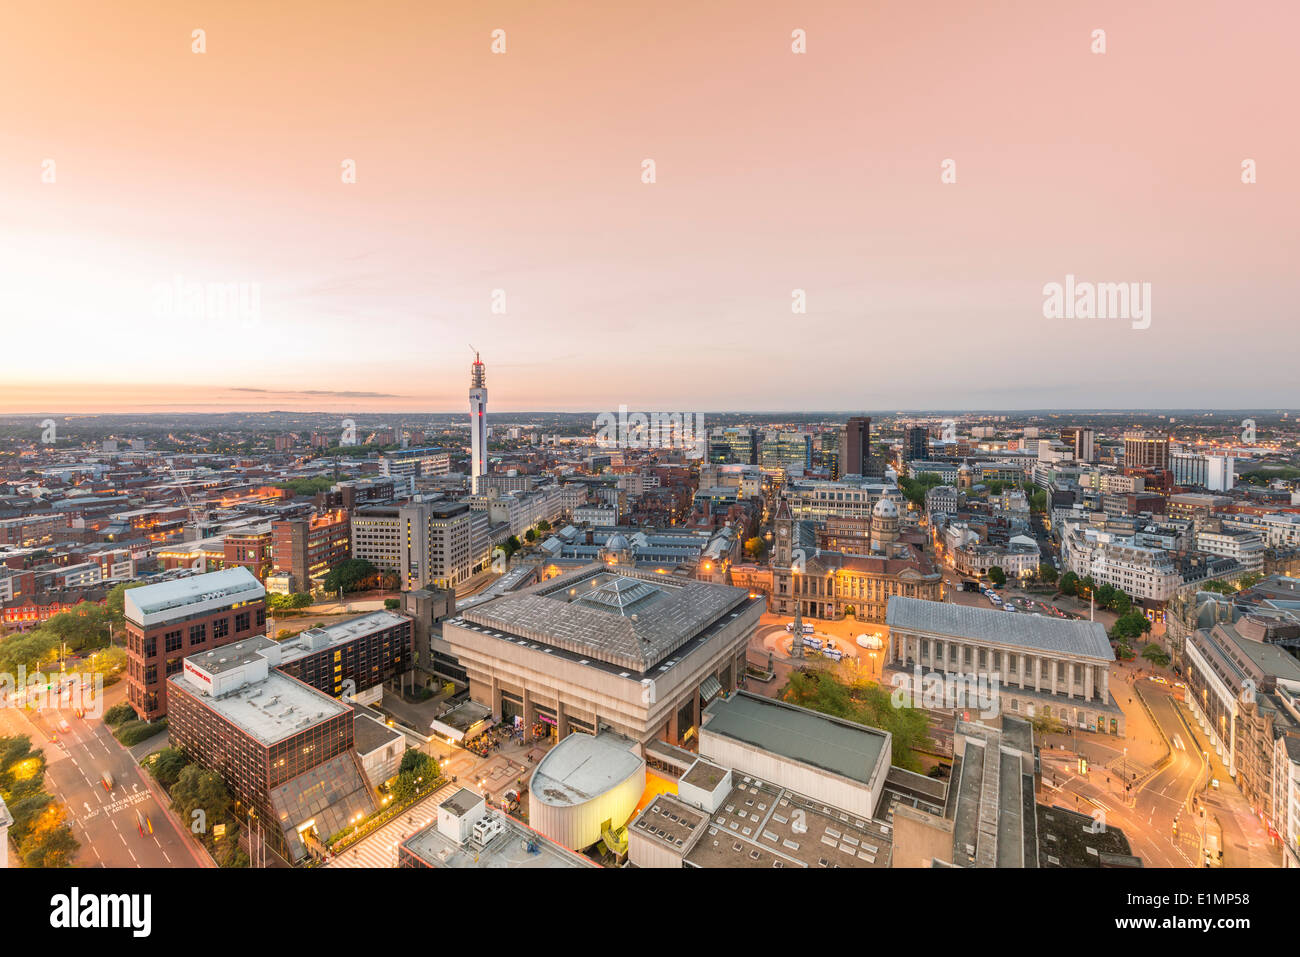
1029 712 1065 737
1058 571 1079 596
1140 642 1171 668
20 805 80 868
274 477 335 497
1110 611 1152 642
988 566 1007 587
105 582 145 626
103 703 137 726
525 528 537 543
169 765 233 831
84 645 127 677
0 631 60 675
536 520 551 533
1038 563 1058 584
779 670 934 772
44 602 111 654
322 558 378 595
743 536 768 561
150 747 191 789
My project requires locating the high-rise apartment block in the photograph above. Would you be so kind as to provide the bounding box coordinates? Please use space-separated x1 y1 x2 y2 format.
839 416 874 478
1123 430 1169 470
904 425 928 463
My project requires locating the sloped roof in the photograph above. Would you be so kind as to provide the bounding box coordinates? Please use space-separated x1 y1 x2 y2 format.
886 596 1113 660
460 564 749 672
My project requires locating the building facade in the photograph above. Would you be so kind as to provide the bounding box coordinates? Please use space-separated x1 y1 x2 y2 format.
123 568 267 720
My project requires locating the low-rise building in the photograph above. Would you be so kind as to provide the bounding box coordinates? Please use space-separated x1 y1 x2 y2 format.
398 788 593 868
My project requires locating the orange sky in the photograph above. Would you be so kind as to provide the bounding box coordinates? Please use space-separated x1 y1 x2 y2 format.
1 0 1297 414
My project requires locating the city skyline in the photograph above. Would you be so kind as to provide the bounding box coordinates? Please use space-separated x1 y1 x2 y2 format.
3 0 1298 414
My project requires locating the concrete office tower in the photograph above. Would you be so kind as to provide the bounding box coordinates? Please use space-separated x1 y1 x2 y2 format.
469 352 488 494
839 416 872 478
1060 427 1095 464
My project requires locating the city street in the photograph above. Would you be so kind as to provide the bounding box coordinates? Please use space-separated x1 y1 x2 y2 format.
0 684 203 869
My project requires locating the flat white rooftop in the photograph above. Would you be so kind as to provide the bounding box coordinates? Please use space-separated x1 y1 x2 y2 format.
125 567 264 626
277 610 407 663
171 669 346 746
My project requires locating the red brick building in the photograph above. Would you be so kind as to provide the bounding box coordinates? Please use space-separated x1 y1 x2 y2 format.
270 511 351 593
123 568 267 720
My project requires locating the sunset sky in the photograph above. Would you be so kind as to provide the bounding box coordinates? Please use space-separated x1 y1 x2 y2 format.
1 0 1297 414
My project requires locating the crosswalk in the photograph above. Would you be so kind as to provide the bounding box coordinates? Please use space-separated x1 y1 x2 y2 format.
326 782 455 868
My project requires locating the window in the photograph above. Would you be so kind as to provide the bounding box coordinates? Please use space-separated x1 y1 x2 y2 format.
189 623 207 646
213 617 229 639
235 611 250 633
164 630 183 653
144 637 157 658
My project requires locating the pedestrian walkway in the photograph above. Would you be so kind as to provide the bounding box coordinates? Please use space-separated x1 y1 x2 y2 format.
325 782 456 869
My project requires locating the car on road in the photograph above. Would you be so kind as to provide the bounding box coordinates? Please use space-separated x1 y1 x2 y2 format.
58 718 71 733
101 771 115 791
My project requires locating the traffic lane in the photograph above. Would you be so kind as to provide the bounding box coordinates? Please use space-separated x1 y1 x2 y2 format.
1041 744 1195 868
9 702 197 867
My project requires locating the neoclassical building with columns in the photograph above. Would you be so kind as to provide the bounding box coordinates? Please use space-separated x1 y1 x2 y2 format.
884 597 1124 735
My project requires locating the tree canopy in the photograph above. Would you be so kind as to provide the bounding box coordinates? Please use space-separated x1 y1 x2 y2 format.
322 558 379 595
